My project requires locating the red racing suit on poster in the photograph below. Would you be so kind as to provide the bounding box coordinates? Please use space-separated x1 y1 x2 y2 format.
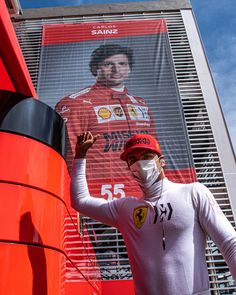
56 82 157 199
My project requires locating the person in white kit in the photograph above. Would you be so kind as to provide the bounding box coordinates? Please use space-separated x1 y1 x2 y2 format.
71 131 236 295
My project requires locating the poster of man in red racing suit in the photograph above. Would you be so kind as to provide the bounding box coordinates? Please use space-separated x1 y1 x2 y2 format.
56 44 157 199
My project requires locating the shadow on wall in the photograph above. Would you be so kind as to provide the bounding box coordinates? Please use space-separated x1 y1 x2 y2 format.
19 212 48 295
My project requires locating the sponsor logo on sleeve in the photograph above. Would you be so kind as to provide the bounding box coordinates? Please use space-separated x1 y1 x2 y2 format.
205 191 224 216
57 105 70 123
59 105 70 114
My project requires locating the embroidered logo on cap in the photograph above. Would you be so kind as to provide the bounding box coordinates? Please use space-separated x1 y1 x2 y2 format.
126 137 151 149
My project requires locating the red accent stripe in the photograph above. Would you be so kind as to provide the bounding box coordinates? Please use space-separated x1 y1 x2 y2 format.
42 19 167 45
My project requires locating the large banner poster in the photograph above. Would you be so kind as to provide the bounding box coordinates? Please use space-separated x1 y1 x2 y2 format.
38 19 196 201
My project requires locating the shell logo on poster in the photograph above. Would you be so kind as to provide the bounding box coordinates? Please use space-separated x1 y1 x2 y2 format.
98 107 112 119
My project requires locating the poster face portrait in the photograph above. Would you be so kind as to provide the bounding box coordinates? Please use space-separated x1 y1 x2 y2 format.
38 19 196 199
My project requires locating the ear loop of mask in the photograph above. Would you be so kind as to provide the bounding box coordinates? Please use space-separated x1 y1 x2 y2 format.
161 219 166 250
153 178 166 250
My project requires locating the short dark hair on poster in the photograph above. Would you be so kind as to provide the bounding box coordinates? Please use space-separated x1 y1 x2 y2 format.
89 44 134 76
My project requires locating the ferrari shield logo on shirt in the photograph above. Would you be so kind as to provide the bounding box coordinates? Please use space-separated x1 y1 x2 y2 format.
127 104 150 121
94 104 126 123
133 207 148 229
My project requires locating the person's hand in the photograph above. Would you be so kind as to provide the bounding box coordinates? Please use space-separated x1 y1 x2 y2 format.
75 132 99 158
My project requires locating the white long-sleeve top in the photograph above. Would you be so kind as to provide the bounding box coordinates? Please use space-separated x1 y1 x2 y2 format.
71 159 236 295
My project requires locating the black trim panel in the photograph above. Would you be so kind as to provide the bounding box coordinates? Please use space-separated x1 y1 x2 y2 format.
0 96 66 157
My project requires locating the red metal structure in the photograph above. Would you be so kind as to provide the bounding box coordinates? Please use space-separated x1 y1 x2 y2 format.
0 1 135 293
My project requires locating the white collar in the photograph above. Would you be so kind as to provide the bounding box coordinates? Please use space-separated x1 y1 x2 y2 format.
110 85 125 92
142 178 170 201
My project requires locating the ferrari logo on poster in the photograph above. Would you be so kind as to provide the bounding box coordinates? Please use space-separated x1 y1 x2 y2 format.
127 104 150 121
133 207 148 229
127 105 138 118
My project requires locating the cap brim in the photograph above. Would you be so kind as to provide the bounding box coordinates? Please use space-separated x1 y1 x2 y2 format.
120 145 160 161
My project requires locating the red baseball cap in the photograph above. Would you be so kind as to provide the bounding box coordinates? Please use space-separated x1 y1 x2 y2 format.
120 134 162 161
